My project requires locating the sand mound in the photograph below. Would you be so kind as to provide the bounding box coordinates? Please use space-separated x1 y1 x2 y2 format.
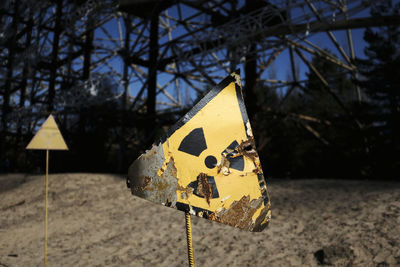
1 173 399 266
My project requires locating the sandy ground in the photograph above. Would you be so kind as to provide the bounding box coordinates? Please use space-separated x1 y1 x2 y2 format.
0 173 399 267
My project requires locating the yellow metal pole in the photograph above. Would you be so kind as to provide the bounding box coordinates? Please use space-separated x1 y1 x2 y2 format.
185 211 195 267
44 149 49 267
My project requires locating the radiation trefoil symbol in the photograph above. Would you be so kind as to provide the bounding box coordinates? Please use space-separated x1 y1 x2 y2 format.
127 71 271 232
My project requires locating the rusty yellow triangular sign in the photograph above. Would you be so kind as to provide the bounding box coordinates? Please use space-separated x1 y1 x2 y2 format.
127 71 270 232
26 115 68 150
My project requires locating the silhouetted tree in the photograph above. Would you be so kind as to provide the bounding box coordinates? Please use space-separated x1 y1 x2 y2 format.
256 50 364 178
356 0 400 177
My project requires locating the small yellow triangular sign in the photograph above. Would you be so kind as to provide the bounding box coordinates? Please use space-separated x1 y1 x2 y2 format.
26 115 68 150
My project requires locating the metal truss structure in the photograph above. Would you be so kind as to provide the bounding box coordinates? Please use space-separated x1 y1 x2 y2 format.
1 0 400 149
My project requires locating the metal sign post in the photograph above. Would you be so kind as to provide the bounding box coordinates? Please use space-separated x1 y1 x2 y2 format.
26 115 68 267
185 212 195 267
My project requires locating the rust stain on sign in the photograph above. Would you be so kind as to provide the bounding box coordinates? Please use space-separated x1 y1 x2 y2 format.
196 173 213 205
209 195 271 231
237 137 264 175
127 70 271 232
179 185 194 200
236 137 258 162
132 176 152 192
211 195 261 229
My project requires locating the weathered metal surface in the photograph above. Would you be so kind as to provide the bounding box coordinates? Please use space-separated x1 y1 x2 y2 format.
127 71 271 232
128 143 178 206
